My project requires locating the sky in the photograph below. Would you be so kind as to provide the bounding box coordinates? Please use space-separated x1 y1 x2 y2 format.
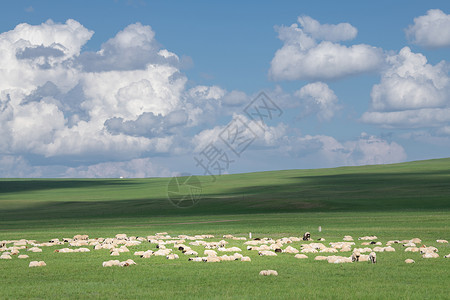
0 0 449 178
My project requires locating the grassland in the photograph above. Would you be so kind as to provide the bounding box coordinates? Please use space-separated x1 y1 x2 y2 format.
0 158 449 299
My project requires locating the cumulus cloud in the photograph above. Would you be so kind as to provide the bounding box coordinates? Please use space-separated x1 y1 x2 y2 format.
294 82 340 121
406 9 450 49
0 19 220 177
78 23 181 72
285 133 407 167
64 158 172 178
191 114 287 154
269 16 384 81
361 47 450 128
298 15 357 42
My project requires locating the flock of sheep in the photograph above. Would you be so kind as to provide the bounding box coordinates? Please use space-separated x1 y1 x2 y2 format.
1 232 449 275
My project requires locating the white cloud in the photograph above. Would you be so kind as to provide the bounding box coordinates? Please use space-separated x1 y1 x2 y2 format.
285 133 407 167
298 15 357 42
406 9 450 49
0 19 200 163
0 155 42 177
361 47 450 128
64 158 173 178
191 114 287 154
269 16 384 81
294 82 340 121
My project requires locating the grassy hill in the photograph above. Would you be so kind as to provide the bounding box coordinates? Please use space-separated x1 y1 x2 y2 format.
0 158 449 299
0 158 449 225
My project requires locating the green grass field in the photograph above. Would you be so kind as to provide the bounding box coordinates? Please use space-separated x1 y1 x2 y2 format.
0 158 449 299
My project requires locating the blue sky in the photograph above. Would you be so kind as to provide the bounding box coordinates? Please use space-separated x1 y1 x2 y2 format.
0 1 449 177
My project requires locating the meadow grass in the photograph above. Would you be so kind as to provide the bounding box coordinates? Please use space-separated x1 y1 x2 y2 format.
0 159 449 299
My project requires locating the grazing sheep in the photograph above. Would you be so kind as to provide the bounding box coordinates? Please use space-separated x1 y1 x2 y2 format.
343 236 353 241
27 247 42 253
358 236 377 241
351 251 360 262
405 259 415 264
140 250 154 258
317 238 326 241
153 249 172 256
0 254 12 259
203 256 221 263
259 270 278 276
383 246 396 252
183 250 198 256
166 254 179 260
204 250 217 257
218 247 242 252
18 254 29 259
422 252 439 258
241 256 251 262
233 253 244 259
283 246 299 254
420 246 438 254
294 254 308 259
119 259 136 267
301 248 318 254
372 247 384 252
405 247 419 252
29 261 46 267
115 234 127 240
444 254 450 258
327 256 352 263
403 242 416 247
358 255 370 262
220 255 237 261
314 256 328 261
54 248 74 253
258 250 277 256
436 240 448 243
302 232 311 241
320 248 338 253
410 238 421 244
102 260 120 267
368 252 377 263
75 248 90 253
188 257 204 262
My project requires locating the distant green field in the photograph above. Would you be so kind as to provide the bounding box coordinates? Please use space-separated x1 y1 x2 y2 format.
0 158 449 299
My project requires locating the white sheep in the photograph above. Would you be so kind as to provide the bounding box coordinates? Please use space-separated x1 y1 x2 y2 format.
383 246 395 252
327 256 352 263
444 254 450 258
422 252 439 258
188 257 204 262
405 259 415 264
314 256 328 261
283 246 299 254
203 256 221 263
102 260 120 267
259 270 278 276
405 247 419 252
29 261 46 267
241 256 251 262
368 252 376 263
204 250 217 257
436 240 448 243
258 250 277 256
294 254 308 259
166 254 179 260
183 250 198 256
18 254 29 259
0 254 12 259
27 247 42 253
